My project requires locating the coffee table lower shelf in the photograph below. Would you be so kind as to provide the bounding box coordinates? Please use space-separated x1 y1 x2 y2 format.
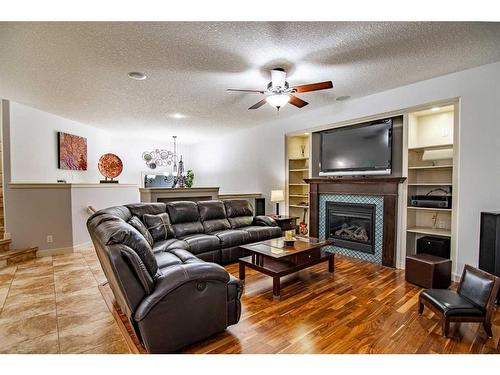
238 251 334 300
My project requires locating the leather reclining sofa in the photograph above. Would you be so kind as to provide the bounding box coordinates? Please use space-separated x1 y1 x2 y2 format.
87 199 281 353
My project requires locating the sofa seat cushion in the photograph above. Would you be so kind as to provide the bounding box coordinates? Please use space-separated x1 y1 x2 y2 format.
213 229 250 248
240 226 282 242
169 249 205 264
420 289 485 317
155 251 183 269
178 233 221 255
155 248 204 273
152 239 190 253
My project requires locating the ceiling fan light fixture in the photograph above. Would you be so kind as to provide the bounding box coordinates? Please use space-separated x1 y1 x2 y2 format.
266 94 290 109
271 68 287 89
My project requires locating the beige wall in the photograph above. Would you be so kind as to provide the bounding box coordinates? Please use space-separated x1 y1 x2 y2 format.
2 100 139 253
70 185 139 245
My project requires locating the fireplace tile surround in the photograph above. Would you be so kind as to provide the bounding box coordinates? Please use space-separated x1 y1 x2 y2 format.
319 194 384 264
306 177 406 267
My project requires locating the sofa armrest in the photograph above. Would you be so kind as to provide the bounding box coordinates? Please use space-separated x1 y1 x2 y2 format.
253 215 278 227
134 262 229 321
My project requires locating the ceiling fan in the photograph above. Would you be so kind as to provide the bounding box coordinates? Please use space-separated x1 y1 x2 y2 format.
227 68 333 111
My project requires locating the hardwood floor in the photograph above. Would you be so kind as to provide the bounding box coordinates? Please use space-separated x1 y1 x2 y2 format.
1 248 499 354
183 257 500 354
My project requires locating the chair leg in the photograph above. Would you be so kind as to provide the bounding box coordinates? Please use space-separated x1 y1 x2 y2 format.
483 321 493 337
418 301 424 314
442 318 450 337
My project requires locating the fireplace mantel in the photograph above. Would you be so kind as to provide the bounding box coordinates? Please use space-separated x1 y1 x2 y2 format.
305 176 406 267
305 177 405 198
305 176 406 183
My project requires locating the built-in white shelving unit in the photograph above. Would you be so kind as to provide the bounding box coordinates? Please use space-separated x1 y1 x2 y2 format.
405 104 456 256
286 134 311 234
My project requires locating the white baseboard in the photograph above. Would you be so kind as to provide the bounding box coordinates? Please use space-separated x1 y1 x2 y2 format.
72 241 93 252
36 246 73 258
36 241 93 258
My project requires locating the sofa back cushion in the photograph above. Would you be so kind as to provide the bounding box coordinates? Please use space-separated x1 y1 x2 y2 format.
106 221 159 279
223 200 254 229
167 201 204 237
198 200 231 233
128 216 154 246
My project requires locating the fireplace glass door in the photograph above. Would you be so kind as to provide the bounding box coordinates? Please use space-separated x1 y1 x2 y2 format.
326 202 376 254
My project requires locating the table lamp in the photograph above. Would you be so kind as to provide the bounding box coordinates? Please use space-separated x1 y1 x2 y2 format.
271 190 285 217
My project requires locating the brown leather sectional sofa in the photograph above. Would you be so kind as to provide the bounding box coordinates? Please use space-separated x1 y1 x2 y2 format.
87 199 281 353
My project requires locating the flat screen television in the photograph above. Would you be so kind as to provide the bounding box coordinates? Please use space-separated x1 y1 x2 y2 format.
319 119 393 176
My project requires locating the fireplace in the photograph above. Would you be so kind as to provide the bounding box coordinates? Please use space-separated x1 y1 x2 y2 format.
326 202 376 254
306 177 405 267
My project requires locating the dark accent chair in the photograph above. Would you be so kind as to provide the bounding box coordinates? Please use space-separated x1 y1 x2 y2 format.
87 199 281 353
419 264 500 337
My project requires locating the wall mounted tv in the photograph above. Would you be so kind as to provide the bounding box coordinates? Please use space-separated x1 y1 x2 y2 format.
319 118 393 176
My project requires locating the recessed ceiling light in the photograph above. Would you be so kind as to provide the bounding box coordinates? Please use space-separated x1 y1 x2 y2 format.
170 113 186 119
128 72 147 80
431 107 440 111
336 95 351 101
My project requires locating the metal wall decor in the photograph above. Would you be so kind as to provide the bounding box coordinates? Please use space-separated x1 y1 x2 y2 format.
142 136 179 171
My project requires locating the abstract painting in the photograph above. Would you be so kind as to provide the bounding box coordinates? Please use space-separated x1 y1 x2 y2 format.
58 132 88 170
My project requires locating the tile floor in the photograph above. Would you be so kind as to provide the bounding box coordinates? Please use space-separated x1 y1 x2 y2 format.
0 247 129 354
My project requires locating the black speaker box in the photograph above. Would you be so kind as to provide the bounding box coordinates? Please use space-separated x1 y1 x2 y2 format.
417 236 451 259
479 212 500 303
479 212 500 275
255 197 266 216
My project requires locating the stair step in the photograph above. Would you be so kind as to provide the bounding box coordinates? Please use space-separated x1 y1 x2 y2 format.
0 247 38 266
0 238 11 252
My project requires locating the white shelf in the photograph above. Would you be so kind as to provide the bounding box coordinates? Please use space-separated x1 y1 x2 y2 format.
289 194 309 198
407 206 452 212
407 226 451 237
289 183 308 186
290 205 309 209
289 168 309 172
408 144 453 151
408 183 453 186
408 165 453 170
288 157 309 161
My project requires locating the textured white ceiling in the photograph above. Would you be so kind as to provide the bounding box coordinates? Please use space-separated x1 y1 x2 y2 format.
1 22 500 142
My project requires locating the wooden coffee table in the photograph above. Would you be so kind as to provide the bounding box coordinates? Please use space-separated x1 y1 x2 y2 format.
238 236 334 300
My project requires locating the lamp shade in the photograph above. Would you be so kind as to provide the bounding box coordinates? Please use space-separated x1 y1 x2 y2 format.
271 190 285 202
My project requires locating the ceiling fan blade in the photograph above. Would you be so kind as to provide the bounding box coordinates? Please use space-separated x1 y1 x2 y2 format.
289 95 309 108
271 68 286 89
227 88 266 94
293 81 333 93
248 98 268 110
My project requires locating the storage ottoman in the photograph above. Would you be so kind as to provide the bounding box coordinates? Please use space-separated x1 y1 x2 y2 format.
405 253 452 289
